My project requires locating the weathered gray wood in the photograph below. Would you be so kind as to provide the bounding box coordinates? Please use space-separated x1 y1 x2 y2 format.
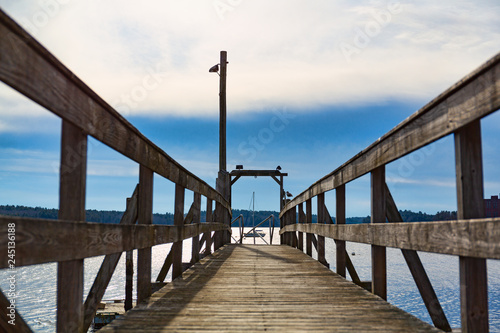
191 193 201 264
371 166 386 300
0 10 230 214
57 120 86 333
156 249 174 283
101 245 441 333
229 170 288 177
137 166 154 305
280 52 500 217
0 288 32 332
82 185 139 332
455 120 488 332
317 193 327 266
385 184 451 332
280 218 500 259
125 250 133 311
297 203 304 251
205 199 213 254
0 216 229 268
336 185 346 277
172 184 185 280
291 207 297 248
306 199 312 257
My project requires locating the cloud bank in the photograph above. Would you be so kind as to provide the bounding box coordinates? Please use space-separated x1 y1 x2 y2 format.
0 0 499 120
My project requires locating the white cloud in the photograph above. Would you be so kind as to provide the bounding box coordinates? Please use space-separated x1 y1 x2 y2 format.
0 0 499 119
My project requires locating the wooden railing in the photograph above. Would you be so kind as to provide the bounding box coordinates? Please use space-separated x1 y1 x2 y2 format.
0 9 231 333
279 51 500 333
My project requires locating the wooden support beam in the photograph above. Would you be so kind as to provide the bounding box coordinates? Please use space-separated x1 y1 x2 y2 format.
291 207 297 248
205 199 213 255
371 166 386 300
125 250 133 311
297 203 304 251
191 193 201 264
156 249 174 283
83 186 139 332
57 120 86 333
455 120 488 332
0 217 229 268
0 288 32 332
172 184 185 280
137 166 153 305
336 185 347 278
280 219 500 259
385 184 451 332
306 199 312 257
317 193 327 266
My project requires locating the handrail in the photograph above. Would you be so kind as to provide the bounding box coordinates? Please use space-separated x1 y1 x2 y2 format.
0 216 230 268
0 9 230 213
280 51 500 217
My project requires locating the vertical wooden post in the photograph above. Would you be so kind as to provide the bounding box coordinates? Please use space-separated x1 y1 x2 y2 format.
306 199 312 257
137 165 153 304
173 184 185 279
205 199 213 255
336 185 346 278
279 175 284 245
297 203 304 251
191 192 201 264
455 120 488 332
291 206 297 248
219 50 227 173
317 193 327 266
125 250 133 311
371 165 387 300
57 120 87 333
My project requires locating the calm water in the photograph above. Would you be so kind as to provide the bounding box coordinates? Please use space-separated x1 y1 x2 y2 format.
1 228 499 332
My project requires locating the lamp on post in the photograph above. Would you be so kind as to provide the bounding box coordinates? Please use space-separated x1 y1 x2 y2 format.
210 51 231 246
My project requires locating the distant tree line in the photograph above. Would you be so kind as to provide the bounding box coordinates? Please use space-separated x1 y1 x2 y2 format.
0 205 458 226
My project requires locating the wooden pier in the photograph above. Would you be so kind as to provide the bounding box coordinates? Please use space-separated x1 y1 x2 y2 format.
0 7 500 333
101 244 441 332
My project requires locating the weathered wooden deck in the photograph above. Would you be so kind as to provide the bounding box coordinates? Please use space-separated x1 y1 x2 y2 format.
101 245 441 332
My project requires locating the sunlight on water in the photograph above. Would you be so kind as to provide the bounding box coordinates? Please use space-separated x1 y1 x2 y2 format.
0 228 498 332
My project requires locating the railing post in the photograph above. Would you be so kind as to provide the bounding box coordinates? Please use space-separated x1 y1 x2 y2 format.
455 120 488 332
371 165 387 300
57 120 87 333
317 193 327 266
291 206 297 248
205 199 213 255
191 192 201 264
297 203 304 251
172 184 185 279
336 185 346 277
306 199 312 257
137 165 153 304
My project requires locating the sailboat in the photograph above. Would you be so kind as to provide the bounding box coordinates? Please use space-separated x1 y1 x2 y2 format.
244 192 266 241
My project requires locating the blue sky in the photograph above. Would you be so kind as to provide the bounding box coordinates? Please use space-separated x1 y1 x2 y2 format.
0 1 499 216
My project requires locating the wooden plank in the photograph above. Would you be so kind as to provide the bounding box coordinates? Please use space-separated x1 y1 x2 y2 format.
280 52 500 218
83 185 139 332
0 289 32 332
317 193 327 266
125 250 133 311
385 184 451 332
156 249 174 283
306 199 312 257
0 10 230 214
454 120 488 332
0 217 229 268
57 120 86 333
291 207 297 248
280 218 500 259
137 166 154 305
101 245 441 333
229 170 288 177
205 199 213 255
336 185 346 278
191 193 201 264
172 184 185 280
371 166 386 300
